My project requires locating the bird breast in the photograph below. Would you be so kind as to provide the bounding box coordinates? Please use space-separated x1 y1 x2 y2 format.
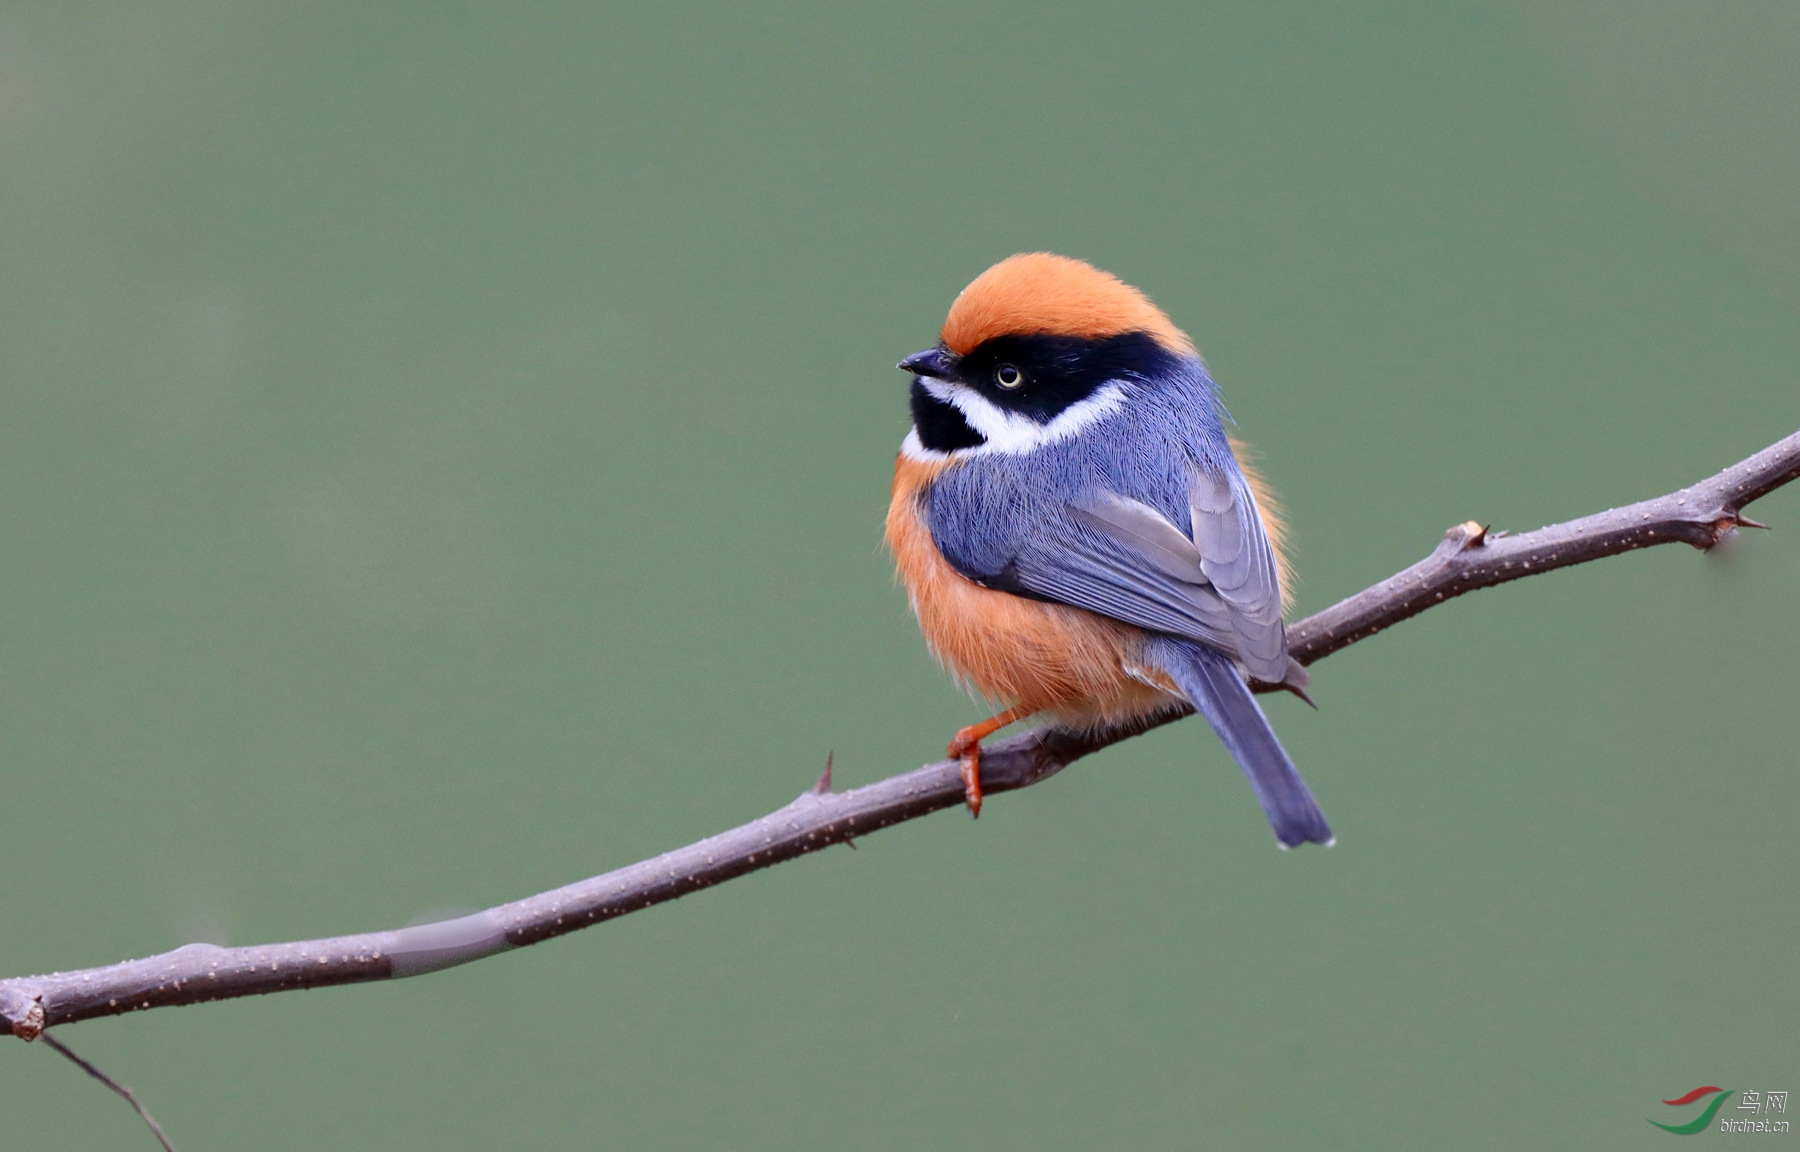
885 452 1179 727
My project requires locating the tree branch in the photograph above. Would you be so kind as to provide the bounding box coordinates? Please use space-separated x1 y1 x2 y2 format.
5 428 1797 1041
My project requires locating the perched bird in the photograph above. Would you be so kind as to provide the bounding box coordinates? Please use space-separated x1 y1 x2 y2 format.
885 253 1331 848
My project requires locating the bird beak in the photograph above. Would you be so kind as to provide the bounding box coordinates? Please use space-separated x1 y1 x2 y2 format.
898 348 955 380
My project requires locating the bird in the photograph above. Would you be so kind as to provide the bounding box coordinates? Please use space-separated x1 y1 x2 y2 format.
884 252 1332 848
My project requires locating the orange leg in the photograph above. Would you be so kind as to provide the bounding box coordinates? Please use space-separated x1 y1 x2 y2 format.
947 706 1031 818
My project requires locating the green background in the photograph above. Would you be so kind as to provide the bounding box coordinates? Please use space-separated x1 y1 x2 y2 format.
2 3 1796 1148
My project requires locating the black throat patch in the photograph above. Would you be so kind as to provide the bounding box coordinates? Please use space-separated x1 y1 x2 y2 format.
909 380 986 453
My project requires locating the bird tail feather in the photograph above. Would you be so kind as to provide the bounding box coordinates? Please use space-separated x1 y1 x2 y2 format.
1147 637 1333 849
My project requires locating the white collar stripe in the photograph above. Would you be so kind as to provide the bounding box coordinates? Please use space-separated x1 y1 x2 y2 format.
902 378 1127 460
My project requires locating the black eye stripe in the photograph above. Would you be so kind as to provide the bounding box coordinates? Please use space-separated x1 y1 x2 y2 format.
910 380 986 452
955 331 1181 423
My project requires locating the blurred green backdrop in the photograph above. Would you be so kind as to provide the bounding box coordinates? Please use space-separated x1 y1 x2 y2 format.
1 3 1796 1149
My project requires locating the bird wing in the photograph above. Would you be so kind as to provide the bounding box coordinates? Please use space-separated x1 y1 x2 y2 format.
981 468 1291 683
1000 500 1240 653
1181 467 1290 683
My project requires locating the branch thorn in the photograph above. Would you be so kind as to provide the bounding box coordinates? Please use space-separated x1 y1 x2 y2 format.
1734 513 1770 530
813 751 834 795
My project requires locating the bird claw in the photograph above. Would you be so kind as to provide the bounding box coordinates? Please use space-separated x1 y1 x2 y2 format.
946 735 983 817
944 707 1028 819
957 748 983 818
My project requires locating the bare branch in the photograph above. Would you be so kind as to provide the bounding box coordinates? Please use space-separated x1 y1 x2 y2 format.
4 428 1796 1041
40 1031 180 1152
1281 427 1800 667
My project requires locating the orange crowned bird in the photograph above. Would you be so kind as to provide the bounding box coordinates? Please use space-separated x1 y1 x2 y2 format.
885 253 1330 848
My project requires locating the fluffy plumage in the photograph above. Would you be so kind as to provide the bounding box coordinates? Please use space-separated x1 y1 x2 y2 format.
887 453 1177 727
887 252 1330 847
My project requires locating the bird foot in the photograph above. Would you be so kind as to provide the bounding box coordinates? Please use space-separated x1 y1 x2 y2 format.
949 740 984 818
945 706 1030 819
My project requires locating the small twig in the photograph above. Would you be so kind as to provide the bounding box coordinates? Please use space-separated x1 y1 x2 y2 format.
40 1031 179 1152
0 427 1795 1039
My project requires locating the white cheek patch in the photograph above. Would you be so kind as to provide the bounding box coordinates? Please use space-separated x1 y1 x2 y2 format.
900 427 947 463
901 377 1128 460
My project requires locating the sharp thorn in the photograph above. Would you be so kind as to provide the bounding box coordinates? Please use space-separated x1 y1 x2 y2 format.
1735 513 1769 530
842 836 857 850
813 751 833 795
1283 682 1318 710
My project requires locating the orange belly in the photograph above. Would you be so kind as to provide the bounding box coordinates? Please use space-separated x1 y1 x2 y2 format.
885 453 1179 728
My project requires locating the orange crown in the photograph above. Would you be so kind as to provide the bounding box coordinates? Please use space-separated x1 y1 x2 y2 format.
940 253 1196 357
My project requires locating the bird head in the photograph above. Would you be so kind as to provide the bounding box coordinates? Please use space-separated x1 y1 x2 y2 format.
898 253 1200 458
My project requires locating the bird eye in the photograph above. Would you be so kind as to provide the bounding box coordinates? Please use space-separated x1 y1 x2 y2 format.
995 364 1024 390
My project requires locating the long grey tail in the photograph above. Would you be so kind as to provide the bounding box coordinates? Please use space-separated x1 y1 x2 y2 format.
1147 637 1333 849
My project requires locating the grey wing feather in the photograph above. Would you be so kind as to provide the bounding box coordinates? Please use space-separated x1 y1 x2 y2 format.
1188 470 1290 681
978 470 1294 684
1011 540 1238 651
1067 490 1203 580
1006 495 1237 651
